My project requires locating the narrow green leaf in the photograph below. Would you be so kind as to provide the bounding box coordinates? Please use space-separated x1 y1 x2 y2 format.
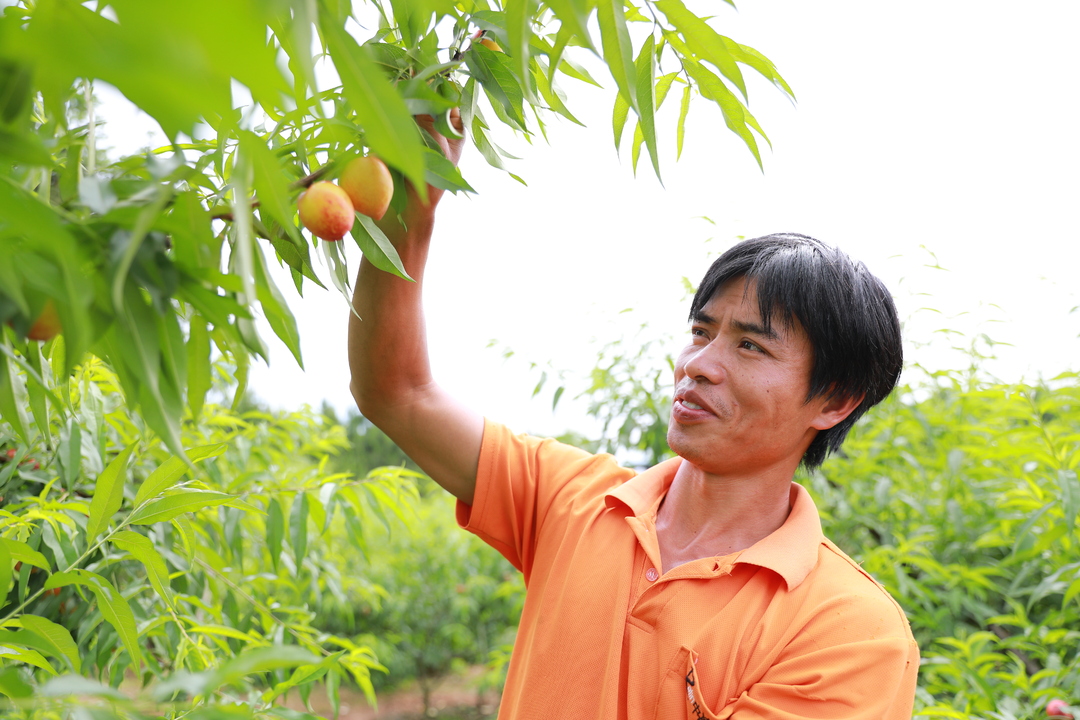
656 0 746 100
129 489 234 525
86 443 136 542
596 0 637 112
18 615 79 672
609 90 630 155
111 530 174 610
0 350 27 443
135 443 227 507
0 666 33 699
352 215 413 281
466 45 528 131
321 20 426 194
40 675 126 699
0 644 56 675
677 84 691 159
505 0 537 101
422 146 475 194
186 316 211 420
243 131 303 246
172 515 196 565
683 58 763 169
253 243 303 368
655 71 680 109
44 569 142 669
633 34 660 179
543 0 594 49
267 498 285 572
0 539 49 571
206 646 322 694
0 541 10 603
534 61 583 126
290 492 309 569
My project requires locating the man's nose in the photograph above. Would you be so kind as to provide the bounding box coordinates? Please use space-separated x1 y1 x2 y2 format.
680 342 727 385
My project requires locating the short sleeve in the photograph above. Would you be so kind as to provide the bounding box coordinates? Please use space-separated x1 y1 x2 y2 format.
726 588 920 719
456 418 632 579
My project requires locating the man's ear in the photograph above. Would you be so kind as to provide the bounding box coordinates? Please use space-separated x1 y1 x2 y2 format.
810 391 864 431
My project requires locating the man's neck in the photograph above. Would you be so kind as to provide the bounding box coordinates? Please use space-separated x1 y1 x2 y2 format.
655 461 795 573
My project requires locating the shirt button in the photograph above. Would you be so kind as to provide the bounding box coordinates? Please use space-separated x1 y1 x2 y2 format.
645 568 659 582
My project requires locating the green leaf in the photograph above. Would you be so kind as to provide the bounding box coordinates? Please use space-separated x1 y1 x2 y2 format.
135 443 227 507
682 57 763 169
18 615 80 672
466 45 528 131
321 20 426 195
111 530 174 609
656 0 747 100
0 666 33 699
0 349 28 443
243 131 303 248
205 646 322 694
129 489 234 525
505 0 538 100
0 644 57 675
534 61 583 126
352 215 413 281
45 569 142 669
267 498 285 573
0 539 50 571
40 674 126 699
596 0 637 113
172 514 195 565
262 651 344 703
253 241 304 367
0 128 51 165
542 0 594 49
676 84 690 160
633 34 660 179
422 146 475 194
0 540 10 603
85 443 136 542
290 492 309 568
186 316 212 420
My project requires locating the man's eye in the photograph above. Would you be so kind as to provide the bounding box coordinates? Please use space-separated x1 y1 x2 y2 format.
739 339 762 352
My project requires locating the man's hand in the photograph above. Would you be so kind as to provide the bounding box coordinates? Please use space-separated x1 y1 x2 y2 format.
348 107 484 506
379 109 466 238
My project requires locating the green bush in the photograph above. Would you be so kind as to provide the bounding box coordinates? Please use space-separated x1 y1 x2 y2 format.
0 355 420 718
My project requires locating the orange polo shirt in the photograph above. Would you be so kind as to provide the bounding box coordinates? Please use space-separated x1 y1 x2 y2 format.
457 420 919 720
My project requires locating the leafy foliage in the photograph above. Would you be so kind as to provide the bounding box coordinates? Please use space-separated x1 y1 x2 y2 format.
0 357 421 718
0 0 792 462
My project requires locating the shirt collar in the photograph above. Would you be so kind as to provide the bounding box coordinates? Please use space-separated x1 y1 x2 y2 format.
604 460 824 591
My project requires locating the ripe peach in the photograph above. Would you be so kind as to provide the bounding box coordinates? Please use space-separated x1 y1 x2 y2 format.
479 37 502 52
338 156 394 221
27 300 61 342
298 181 355 241
1048 699 1074 719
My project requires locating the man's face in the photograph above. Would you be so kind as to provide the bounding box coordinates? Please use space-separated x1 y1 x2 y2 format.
667 278 839 477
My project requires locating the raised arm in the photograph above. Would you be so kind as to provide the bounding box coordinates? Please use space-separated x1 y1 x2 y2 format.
348 113 483 505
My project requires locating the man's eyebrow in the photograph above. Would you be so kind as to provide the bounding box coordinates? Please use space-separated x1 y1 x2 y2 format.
730 319 779 341
691 311 718 326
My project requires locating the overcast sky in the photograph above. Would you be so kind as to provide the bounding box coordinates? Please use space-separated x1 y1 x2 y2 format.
98 0 1080 438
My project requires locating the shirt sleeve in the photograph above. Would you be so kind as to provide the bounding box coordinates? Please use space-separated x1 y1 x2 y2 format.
724 590 920 720
456 418 631 580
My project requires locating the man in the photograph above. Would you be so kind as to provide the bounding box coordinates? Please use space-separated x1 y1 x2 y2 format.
349 118 919 719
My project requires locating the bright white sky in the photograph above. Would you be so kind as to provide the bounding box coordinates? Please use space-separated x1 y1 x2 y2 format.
98 0 1080 438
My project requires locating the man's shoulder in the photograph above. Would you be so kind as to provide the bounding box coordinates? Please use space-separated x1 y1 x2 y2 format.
799 537 915 640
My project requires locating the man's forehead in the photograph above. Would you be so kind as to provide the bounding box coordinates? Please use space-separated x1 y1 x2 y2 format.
696 277 804 339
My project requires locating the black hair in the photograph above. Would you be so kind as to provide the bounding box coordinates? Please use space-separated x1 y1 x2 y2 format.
689 233 903 469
